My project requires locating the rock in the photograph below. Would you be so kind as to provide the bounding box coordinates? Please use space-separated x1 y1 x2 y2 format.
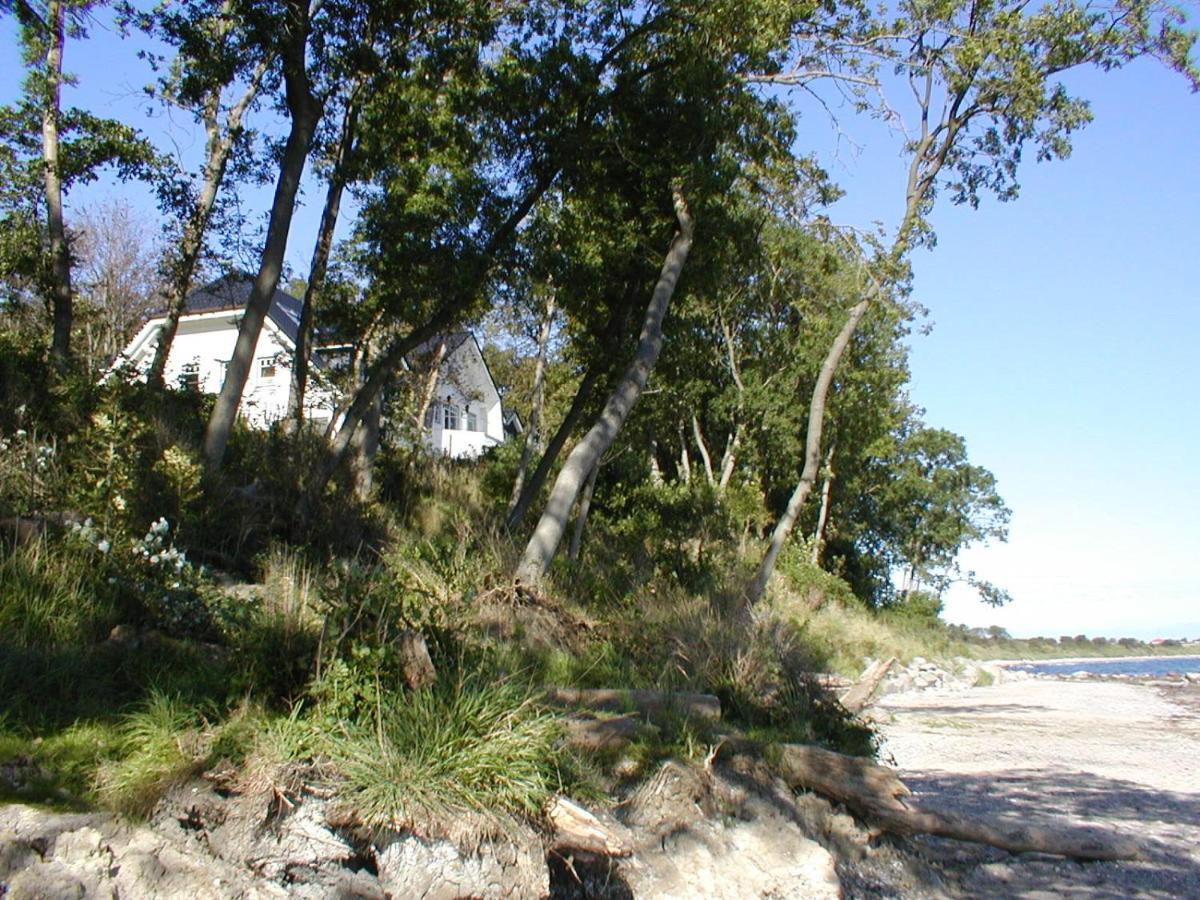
6 860 89 899
376 831 548 899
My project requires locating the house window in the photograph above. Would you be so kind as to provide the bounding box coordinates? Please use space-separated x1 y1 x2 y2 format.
443 403 459 430
179 362 200 392
259 357 277 379
466 406 479 432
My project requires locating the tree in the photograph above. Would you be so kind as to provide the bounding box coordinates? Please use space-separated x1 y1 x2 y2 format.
129 0 275 386
2 0 153 369
879 427 1011 601
202 0 324 468
516 190 694 583
72 198 162 371
744 0 1199 604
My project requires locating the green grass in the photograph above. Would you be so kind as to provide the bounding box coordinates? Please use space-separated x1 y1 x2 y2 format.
94 691 207 817
0 539 125 648
325 674 565 836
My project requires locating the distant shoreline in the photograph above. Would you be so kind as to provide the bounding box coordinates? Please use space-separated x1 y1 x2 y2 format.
989 653 1200 667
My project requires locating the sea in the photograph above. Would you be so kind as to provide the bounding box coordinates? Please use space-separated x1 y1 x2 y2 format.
1010 655 1200 678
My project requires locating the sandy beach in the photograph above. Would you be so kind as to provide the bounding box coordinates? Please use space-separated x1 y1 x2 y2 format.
874 678 1200 897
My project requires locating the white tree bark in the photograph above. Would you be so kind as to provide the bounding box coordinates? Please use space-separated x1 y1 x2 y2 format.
810 444 835 564
746 298 870 606
516 189 694 584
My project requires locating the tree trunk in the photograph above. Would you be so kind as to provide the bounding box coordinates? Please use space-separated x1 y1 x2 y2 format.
289 89 359 427
147 51 270 386
567 459 598 562
41 0 72 369
810 444 835 565
649 433 664 485
507 293 556 517
412 336 447 434
692 413 714 484
203 18 320 469
516 189 693 585
677 421 691 484
718 740 1139 862
746 298 870 606
839 655 895 713
717 424 741 494
352 387 382 500
505 365 600 532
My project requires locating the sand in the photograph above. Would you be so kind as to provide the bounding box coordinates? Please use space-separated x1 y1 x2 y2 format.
873 678 1200 898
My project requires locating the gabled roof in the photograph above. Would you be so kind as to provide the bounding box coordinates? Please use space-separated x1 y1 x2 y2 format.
172 273 305 345
410 332 472 361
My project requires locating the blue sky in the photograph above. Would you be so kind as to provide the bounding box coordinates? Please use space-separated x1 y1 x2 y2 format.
4 10 1198 638
808 57 1200 639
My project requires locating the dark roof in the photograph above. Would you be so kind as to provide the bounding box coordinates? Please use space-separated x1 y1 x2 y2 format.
410 332 472 361
180 273 304 345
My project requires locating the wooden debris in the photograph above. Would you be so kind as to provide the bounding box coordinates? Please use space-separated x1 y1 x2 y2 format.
563 714 650 752
546 796 633 857
840 656 897 713
398 630 436 690
544 687 720 722
717 738 1139 862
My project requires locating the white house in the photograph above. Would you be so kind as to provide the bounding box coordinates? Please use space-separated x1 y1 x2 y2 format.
118 275 509 459
413 332 510 459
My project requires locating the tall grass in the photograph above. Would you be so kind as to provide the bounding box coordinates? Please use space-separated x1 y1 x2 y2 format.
95 691 206 817
327 674 563 836
0 539 125 648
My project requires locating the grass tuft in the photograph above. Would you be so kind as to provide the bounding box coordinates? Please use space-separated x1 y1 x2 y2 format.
327 674 563 838
95 691 206 817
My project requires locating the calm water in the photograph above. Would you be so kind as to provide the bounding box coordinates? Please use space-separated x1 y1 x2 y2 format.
1011 655 1200 677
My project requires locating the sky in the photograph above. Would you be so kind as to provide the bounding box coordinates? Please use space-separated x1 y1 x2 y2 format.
801 57 1200 640
3 9 1198 639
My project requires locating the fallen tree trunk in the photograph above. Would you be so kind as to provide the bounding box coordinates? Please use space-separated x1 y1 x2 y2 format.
563 714 651 752
546 796 633 857
544 687 720 722
718 739 1139 862
840 656 897 714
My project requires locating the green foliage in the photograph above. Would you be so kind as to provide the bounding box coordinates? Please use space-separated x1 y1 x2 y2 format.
95 691 204 817
883 591 945 627
0 538 127 648
325 674 564 834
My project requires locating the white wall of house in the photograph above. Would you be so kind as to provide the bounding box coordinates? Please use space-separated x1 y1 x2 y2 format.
120 312 336 428
120 315 504 460
422 338 504 459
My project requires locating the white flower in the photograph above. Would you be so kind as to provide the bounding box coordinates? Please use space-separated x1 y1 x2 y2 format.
15 429 26 439
97 539 111 554
150 554 160 565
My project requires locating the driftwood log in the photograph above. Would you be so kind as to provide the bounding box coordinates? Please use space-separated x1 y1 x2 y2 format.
544 687 720 722
563 714 651 752
546 796 633 857
839 656 897 713
718 739 1138 862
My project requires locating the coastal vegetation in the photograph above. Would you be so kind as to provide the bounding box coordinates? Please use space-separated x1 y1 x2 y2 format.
1 0 1196 889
